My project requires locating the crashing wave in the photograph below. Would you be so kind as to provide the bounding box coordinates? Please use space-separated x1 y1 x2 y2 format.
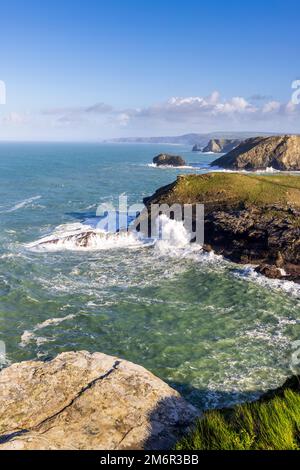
1 195 41 213
26 222 148 252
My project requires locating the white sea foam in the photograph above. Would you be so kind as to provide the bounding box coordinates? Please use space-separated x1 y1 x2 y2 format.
147 163 197 170
235 265 300 297
20 313 76 347
26 222 148 252
212 166 300 175
153 214 200 259
2 195 41 213
35 314 76 330
26 214 300 297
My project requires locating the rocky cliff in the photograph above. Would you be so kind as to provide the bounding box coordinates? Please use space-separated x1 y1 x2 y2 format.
143 173 300 282
0 351 199 450
203 139 241 153
212 135 300 170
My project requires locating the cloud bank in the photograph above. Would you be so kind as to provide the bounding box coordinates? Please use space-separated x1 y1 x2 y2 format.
1 91 300 140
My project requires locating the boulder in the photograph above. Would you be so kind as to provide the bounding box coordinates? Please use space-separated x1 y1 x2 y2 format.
211 135 300 170
0 351 199 450
153 154 186 167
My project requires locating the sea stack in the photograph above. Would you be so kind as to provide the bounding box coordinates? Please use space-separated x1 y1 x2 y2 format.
153 154 186 167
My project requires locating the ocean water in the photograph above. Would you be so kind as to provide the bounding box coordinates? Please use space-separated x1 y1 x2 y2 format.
0 142 299 409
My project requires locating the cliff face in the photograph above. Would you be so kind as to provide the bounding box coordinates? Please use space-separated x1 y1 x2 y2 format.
212 135 300 170
203 139 241 153
0 352 199 450
143 173 300 281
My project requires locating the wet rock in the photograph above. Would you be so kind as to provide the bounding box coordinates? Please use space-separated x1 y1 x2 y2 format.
255 264 283 279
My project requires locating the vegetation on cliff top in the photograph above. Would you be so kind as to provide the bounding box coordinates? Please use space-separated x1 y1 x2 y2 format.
147 173 300 210
176 377 300 450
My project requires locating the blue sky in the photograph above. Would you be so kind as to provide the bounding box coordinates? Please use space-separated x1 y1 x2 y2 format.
0 0 300 140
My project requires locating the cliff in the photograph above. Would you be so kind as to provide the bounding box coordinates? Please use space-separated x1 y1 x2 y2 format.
212 135 300 170
143 173 300 281
203 139 241 153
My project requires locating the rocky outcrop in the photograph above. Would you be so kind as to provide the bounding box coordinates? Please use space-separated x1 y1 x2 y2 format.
192 144 202 152
212 135 300 170
143 173 300 282
255 264 283 279
203 139 241 154
0 351 199 450
153 154 186 167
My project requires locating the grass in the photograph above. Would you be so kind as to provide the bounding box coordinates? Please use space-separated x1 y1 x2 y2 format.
175 378 300 450
158 173 300 209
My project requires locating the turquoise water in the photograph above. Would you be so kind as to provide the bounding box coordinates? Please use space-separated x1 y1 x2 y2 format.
0 142 299 409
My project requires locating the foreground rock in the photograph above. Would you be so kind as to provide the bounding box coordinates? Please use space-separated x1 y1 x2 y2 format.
153 154 186 167
203 139 241 154
212 135 300 170
0 351 199 450
143 173 300 282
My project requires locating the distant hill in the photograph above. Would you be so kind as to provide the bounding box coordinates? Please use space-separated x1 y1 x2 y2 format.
105 132 278 147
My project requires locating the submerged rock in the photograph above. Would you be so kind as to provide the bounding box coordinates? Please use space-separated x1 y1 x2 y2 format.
153 154 186 167
212 135 300 170
0 351 199 450
203 139 241 154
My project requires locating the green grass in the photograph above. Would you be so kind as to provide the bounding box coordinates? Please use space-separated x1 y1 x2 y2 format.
175 378 300 450
160 173 300 209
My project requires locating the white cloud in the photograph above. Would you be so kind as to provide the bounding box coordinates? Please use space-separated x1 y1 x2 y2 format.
116 113 130 127
2 112 27 125
262 101 281 113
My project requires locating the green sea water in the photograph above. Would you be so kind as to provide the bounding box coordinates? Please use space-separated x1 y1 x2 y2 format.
0 142 299 409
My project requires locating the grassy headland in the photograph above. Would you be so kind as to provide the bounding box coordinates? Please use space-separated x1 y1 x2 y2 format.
145 172 300 210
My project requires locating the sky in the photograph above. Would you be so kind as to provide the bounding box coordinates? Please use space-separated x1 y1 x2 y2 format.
0 0 300 141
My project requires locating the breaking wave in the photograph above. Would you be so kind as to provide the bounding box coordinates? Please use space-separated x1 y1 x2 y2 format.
2 195 41 213
26 214 204 256
26 222 148 252
26 214 300 296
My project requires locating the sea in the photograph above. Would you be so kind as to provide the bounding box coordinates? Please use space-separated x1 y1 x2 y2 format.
0 142 299 409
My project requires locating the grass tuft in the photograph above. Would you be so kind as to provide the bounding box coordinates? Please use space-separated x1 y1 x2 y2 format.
175 382 300 450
